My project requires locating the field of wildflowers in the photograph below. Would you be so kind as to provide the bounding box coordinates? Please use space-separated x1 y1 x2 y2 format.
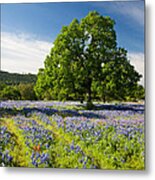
0 101 145 169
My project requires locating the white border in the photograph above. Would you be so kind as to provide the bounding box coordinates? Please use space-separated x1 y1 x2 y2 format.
0 0 155 179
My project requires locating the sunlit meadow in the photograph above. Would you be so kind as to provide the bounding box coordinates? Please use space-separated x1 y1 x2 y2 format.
0 101 144 169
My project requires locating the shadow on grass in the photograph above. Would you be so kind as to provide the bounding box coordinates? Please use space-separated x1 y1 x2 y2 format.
0 103 144 120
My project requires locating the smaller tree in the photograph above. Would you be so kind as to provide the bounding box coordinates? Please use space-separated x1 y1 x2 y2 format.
0 86 21 100
34 69 44 99
0 82 6 91
18 83 37 100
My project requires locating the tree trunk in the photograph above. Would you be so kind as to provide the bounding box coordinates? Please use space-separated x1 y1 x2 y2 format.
86 78 94 109
88 86 92 103
103 95 106 103
87 78 92 103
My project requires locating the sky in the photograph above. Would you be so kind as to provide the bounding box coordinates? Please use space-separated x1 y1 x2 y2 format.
1 0 145 85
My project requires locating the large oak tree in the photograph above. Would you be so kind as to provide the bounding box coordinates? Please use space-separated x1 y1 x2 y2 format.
35 11 142 106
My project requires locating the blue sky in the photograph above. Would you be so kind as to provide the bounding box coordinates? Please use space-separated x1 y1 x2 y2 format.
1 0 144 84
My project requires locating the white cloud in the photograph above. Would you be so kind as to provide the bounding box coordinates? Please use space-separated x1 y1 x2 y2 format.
128 52 144 86
94 1 144 26
115 2 144 26
1 32 53 74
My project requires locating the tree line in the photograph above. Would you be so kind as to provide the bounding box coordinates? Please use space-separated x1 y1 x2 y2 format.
0 71 37 100
0 71 36 85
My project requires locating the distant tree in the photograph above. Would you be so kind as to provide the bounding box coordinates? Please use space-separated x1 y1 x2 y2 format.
34 68 52 100
35 11 142 107
0 86 21 100
0 82 6 91
18 83 37 100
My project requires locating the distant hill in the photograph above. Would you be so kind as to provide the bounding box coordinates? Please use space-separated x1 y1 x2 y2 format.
0 71 37 85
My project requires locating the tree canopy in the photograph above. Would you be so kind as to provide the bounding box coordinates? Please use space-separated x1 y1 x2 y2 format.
35 11 143 106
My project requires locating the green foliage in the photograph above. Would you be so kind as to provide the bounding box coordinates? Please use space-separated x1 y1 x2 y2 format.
95 48 142 101
18 83 37 100
35 11 143 106
0 86 21 100
0 70 37 85
0 70 38 100
0 82 6 91
34 68 53 100
132 85 145 101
